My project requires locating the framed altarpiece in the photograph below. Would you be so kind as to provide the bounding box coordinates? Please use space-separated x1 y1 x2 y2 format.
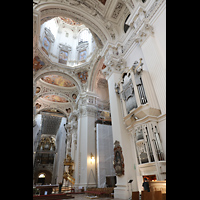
113 140 125 176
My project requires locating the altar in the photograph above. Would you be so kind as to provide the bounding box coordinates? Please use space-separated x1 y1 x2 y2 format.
36 184 58 195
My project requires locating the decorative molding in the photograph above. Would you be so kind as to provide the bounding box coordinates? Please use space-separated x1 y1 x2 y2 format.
102 47 126 80
121 0 135 10
78 104 97 118
122 0 165 55
59 43 72 52
76 41 89 52
111 2 123 19
35 96 72 117
44 27 55 43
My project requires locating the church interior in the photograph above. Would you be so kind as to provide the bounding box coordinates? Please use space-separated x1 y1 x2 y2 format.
33 0 166 199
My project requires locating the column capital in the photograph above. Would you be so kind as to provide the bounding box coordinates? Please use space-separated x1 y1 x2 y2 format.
78 104 97 118
102 51 126 80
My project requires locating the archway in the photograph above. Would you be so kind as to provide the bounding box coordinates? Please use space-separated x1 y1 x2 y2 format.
33 70 81 93
38 173 46 185
34 170 52 185
33 2 110 44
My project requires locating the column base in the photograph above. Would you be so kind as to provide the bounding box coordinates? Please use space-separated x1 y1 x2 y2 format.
114 184 130 199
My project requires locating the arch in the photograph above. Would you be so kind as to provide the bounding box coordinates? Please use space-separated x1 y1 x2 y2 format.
34 170 52 185
33 70 82 93
34 2 110 44
38 172 46 178
36 106 69 118
33 91 72 106
89 56 105 92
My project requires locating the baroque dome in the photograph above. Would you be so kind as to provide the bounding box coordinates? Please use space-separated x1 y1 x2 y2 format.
39 17 97 67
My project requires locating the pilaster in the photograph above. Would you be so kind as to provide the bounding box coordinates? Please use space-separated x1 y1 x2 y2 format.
140 35 166 114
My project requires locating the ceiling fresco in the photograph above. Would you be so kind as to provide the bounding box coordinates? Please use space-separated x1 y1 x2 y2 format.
42 94 69 103
59 17 82 26
41 75 75 87
33 56 45 72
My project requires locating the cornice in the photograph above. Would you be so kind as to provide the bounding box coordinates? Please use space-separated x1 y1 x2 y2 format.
126 113 166 133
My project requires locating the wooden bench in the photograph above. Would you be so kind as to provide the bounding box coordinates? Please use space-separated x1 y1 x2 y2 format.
84 187 114 197
84 190 103 196
141 191 164 200
33 193 74 199
132 191 139 200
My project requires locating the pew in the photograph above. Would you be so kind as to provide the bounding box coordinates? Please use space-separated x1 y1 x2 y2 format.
84 190 103 196
33 193 74 199
162 193 166 200
153 191 162 200
141 191 163 200
141 191 152 200
132 191 139 200
84 187 114 197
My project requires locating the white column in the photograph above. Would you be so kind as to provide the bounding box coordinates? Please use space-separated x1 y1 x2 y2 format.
71 125 77 162
74 94 97 189
107 72 138 199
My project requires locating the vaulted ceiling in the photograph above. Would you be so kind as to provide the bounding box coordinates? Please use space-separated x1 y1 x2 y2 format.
33 0 151 134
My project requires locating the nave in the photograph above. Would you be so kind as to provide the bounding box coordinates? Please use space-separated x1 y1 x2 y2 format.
33 1 166 199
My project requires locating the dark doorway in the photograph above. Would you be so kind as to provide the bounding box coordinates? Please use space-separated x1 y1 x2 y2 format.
37 177 45 185
106 176 116 187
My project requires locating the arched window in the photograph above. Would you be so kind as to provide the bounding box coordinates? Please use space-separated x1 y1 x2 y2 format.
124 14 130 33
38 173 46 178
78 29 90 44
